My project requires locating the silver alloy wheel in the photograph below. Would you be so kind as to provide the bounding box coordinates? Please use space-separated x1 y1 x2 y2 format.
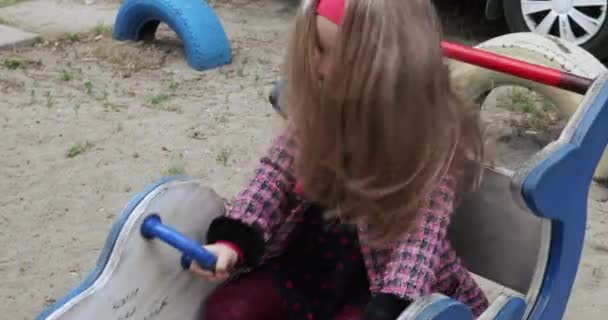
521 0 608 45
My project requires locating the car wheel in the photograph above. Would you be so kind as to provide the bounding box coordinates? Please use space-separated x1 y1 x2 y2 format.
503 0 608 60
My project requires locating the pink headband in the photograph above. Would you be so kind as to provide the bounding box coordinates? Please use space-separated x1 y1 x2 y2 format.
316 0 345 25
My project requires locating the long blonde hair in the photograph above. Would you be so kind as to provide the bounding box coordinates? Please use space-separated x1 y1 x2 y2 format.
283 0 483 243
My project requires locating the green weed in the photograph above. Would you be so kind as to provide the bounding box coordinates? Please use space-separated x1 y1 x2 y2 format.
60 69 73 82
0 0 25 8
148 93 170 106
164 164 186 176
92 23 112 37
216 148 232 166
64 33 80 42
3 58 23 70
84 81 93 95
66 142 94 158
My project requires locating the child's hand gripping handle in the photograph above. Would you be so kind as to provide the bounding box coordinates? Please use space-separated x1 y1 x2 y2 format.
140 214 217 271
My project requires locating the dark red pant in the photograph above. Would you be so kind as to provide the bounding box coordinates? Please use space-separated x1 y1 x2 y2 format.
204 270 363 320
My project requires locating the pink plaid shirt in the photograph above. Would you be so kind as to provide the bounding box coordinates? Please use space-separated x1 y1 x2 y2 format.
223 131 488 317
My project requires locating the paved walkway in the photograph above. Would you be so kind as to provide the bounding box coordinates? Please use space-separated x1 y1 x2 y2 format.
0 24 39 49
0 0 117 50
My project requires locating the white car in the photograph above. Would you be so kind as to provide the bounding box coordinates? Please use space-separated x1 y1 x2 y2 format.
484 0 608 59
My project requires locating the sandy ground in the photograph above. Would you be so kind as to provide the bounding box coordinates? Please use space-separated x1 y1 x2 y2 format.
0 0 606 319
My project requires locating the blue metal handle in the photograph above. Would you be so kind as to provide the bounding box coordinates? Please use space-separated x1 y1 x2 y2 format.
141 214 217 271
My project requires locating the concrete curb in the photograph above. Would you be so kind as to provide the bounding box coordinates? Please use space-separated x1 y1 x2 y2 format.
0 25 40 50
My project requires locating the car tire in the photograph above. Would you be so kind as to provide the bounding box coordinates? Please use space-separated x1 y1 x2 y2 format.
502 0 608 60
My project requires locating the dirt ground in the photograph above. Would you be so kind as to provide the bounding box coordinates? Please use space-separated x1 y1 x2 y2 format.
0 0 606 319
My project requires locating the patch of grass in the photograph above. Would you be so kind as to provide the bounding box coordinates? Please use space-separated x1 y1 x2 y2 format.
215 147 232 166
92 23 112 37
60 69 73 82
88 86 126 112
3 58 23 70
164 164 186 176
0 0 24 8
64 33 80 42
501 87 560 131
509 88 536 114
146 87 181 112
84 81 93 95
66 142 94 158
148 93 170 106
169 80 178 92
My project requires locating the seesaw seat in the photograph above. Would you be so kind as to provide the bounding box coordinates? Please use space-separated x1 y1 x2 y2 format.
36 68 608 320
35 178 225 320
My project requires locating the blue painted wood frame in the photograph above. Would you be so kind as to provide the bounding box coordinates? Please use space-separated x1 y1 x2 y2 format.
520 74 608 319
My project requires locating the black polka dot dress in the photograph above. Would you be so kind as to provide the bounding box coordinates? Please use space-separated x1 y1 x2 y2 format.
262 205 371 320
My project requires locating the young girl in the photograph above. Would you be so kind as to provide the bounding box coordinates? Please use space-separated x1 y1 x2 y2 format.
191 0 489 319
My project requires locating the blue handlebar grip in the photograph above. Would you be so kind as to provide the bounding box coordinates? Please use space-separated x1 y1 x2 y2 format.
141 214 217 271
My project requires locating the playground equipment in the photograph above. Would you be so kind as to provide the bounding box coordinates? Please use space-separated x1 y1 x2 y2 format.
36 33 604 320
113 0 232 71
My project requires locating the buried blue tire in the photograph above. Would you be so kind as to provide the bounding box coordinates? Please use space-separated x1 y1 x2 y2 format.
113 0 232 71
